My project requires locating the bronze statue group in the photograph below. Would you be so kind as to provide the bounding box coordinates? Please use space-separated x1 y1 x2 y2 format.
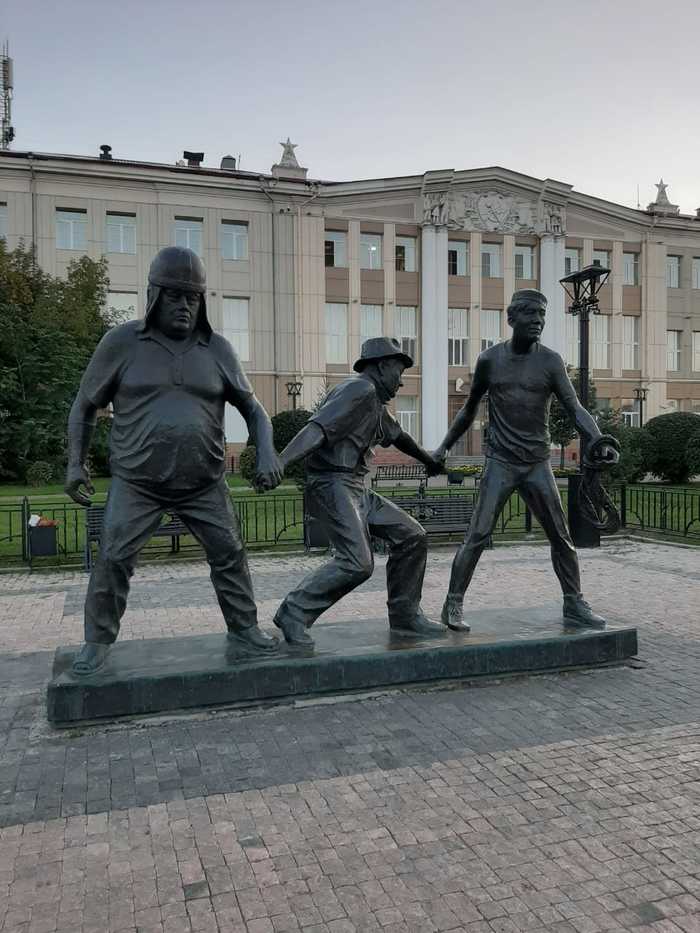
66 247 619 676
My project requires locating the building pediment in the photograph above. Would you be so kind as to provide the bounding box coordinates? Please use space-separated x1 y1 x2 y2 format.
423 186 565 236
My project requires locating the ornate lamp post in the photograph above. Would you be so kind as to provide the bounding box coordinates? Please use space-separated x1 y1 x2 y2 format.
559 263 610 411
559 264 611 548
286 380 303 411
633 386 648 426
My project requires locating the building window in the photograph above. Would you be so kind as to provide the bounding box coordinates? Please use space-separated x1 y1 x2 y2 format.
325 230 347 268
693 332 700 372
105 213 136 254
223 297 250 362
514 245 534 279
448 240 468 276
448 308 469 366
173 218 203 256
360 304 383 344
623 252 639 286
395 396 418 438
566 315 579 367
666 255 681 288
325 303 348 363
666 330 681 372
564 248 580 276
591 315 610 369
221 222 248 261
0 203 7 240
592 249 610 269
621 406 640 428
396 306 417 362
360 233 382 270
622 315 640 369
481 243 502 278
106 291 137 325
692 258 700 289
395 236 416 272
56 209 87 251
480 309 500 350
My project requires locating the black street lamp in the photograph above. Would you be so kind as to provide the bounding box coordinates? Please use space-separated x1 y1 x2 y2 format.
633 386 648 426
559 264 611 549
559 263 610 411
286 380 303 410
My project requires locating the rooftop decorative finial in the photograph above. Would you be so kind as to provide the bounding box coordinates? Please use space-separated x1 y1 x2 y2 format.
279 138 299 168
647 178 679 216
271 137 308 181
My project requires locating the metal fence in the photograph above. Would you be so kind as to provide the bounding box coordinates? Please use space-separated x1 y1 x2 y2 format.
0 482 698 569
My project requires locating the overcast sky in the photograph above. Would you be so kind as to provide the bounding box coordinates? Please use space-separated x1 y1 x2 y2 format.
4 0 699 212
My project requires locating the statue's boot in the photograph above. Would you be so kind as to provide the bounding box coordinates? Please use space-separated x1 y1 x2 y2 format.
72 642 110 676
273 611 315 648
389 607 446 637
228 625 279 653
441 594 471 632
563 595 606 629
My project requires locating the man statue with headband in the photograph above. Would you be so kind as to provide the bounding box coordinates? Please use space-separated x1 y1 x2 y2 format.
434 289 619 632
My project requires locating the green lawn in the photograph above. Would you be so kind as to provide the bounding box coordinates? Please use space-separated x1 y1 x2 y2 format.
0 474 297 503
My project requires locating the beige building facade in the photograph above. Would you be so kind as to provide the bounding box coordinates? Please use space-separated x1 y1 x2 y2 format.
1 146 699 454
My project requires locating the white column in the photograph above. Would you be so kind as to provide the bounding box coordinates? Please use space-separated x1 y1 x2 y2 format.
539 234 566 358
502 235 515 339
469 231 482 368
383 223 395 338
421 224 448 448
611 240 624 378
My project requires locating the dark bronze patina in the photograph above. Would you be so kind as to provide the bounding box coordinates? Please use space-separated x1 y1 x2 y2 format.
65 246 282 675
272 337 446 648
434 289 619 632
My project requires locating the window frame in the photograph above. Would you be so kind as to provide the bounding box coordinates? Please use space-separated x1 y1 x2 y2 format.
360 233 383 270
480 308 501 351
480 242 503 279
395 395 419 439
622 315 640 370
395 236 416 273
325 302 349 364
666 329 681 372
447 307 469 366
324 230 347 269
514 244 535 280
447 240 468 277
105 212 136 255
56 208 88 251
173 217 203 256
396 306 417 363
591 314 611 369
222 297 251 362
666 255 681 288
360 304 383 345
220 221 248 261
622 252 639 286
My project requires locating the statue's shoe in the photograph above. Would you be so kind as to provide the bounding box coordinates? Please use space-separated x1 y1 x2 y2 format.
72 642 110 676
563 595 607 629
228 625 279 652
273 612 315 647
441 595 471 632
389 608 446 637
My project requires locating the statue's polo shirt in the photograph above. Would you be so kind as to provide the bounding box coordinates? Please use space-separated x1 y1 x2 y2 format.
307 375 402 477
77 321 253 493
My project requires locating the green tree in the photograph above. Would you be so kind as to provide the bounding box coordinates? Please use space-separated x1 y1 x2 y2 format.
643 412 700 484
549 366 597 467
0 242 111 482
685 429 700 480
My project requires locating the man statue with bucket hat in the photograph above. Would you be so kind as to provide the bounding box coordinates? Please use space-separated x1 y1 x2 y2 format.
272 337 446 647
65 246 282 675
434 288 619 632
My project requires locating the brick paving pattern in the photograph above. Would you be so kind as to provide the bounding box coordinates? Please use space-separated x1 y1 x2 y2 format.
0 539 699 932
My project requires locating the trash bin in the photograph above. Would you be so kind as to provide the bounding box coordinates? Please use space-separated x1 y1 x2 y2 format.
29 524 58 557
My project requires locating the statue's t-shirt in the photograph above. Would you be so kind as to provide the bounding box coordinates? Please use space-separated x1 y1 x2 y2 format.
475 341 578 465
76 321 253 493
307 376 402 476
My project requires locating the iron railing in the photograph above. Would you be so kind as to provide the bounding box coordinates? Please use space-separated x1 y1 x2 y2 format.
0 482 697 569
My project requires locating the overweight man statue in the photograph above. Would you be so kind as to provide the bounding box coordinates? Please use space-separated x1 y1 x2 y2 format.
434 289 618 632
65 246 282 675
273 337 446 647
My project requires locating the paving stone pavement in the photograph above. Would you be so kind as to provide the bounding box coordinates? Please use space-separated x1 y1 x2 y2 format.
0 539 699 932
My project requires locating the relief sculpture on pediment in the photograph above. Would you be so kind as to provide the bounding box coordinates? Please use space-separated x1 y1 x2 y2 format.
422 189 566 235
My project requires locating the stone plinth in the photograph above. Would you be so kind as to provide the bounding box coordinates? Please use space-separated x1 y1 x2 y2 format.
47 610 638 725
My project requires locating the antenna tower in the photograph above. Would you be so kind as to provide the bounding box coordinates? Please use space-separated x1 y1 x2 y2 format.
1 41 15 149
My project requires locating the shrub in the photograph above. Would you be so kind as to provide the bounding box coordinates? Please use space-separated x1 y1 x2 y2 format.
238 445 257 486
271 408 311 488
26 461 54 487
686 429 700 479
593 409 648 485
642 412 700 484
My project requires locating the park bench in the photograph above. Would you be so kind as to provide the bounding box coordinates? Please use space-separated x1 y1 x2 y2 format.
387 494 486 542
84 505 189 571
371 464 429 489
